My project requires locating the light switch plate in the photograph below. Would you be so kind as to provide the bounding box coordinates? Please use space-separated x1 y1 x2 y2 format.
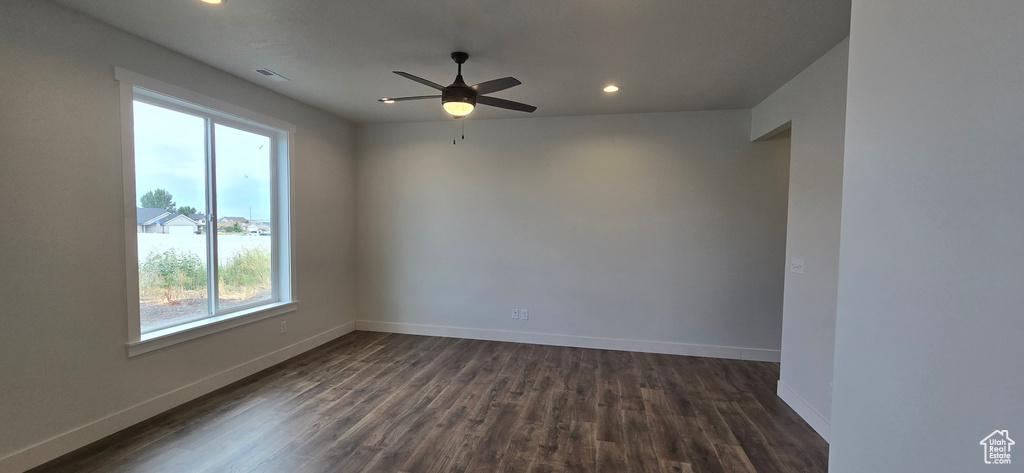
520 309 528 320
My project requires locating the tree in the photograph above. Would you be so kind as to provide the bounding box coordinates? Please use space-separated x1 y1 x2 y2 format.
177 205 198 215
140 189 176 212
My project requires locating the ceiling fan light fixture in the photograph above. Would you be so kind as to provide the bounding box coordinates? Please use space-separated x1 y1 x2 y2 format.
383 52 535 119
441 72 477 117
443 100 475 117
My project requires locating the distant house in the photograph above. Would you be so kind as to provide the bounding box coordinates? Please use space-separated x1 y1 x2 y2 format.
137 208 199 235
218 216 247 224
246 221 271 235
187 214 207 234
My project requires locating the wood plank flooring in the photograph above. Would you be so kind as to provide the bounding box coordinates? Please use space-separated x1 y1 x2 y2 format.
31 332 829 472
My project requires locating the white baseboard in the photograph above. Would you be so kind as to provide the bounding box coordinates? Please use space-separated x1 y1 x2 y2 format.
0 322 355 473
354 320 780 362
776 380 831 442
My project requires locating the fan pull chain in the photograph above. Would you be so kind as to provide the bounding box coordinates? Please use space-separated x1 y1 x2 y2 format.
452 119 467 145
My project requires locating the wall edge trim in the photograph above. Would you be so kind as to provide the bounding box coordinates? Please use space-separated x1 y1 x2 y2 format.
777 380 831 442
355 320 780 362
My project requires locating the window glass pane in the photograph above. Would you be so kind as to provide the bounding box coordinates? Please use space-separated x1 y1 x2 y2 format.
215 124 273 310
134 101 209 332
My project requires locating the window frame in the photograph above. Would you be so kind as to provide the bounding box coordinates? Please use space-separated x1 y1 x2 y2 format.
117 68 297 357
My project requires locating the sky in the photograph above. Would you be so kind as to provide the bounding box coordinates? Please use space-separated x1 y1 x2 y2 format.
133 101 272 221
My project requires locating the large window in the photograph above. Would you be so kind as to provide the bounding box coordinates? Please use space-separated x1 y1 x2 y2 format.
118 69 294 356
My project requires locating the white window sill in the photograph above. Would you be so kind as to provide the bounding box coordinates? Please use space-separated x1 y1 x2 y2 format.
127 301 298 357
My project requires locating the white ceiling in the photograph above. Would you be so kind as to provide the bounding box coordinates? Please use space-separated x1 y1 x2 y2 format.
52 0 850 124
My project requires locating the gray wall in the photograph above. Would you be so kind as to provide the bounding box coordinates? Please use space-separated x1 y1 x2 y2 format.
356 111 791 355
830 1 1024 471
750 38 849 440
0 1 356 469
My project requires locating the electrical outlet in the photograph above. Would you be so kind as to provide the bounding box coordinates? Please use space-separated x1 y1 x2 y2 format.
520 309 529 320
512 309 519 319
790 258 805 274
280 321 287 334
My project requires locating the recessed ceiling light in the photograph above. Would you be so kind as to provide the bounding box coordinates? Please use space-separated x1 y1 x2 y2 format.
200 0 223 4
603 85 619 93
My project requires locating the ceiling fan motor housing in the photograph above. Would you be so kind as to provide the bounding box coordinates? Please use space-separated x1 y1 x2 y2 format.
442 74 477 107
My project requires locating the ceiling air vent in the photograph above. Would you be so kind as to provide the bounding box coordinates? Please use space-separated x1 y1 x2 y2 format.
253 68 290 82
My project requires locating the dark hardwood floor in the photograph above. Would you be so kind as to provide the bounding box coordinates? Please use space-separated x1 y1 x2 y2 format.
31 332 828 472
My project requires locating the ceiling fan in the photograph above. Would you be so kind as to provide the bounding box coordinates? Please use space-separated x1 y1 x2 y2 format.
379 52 537 118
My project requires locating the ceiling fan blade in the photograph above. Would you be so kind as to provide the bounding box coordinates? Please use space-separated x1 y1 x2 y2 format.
471 77 521 95
393 71 445 91
379 95 440 102
477 95 537 113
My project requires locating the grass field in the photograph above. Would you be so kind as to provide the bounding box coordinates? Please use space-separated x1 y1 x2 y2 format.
137 234 272 328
